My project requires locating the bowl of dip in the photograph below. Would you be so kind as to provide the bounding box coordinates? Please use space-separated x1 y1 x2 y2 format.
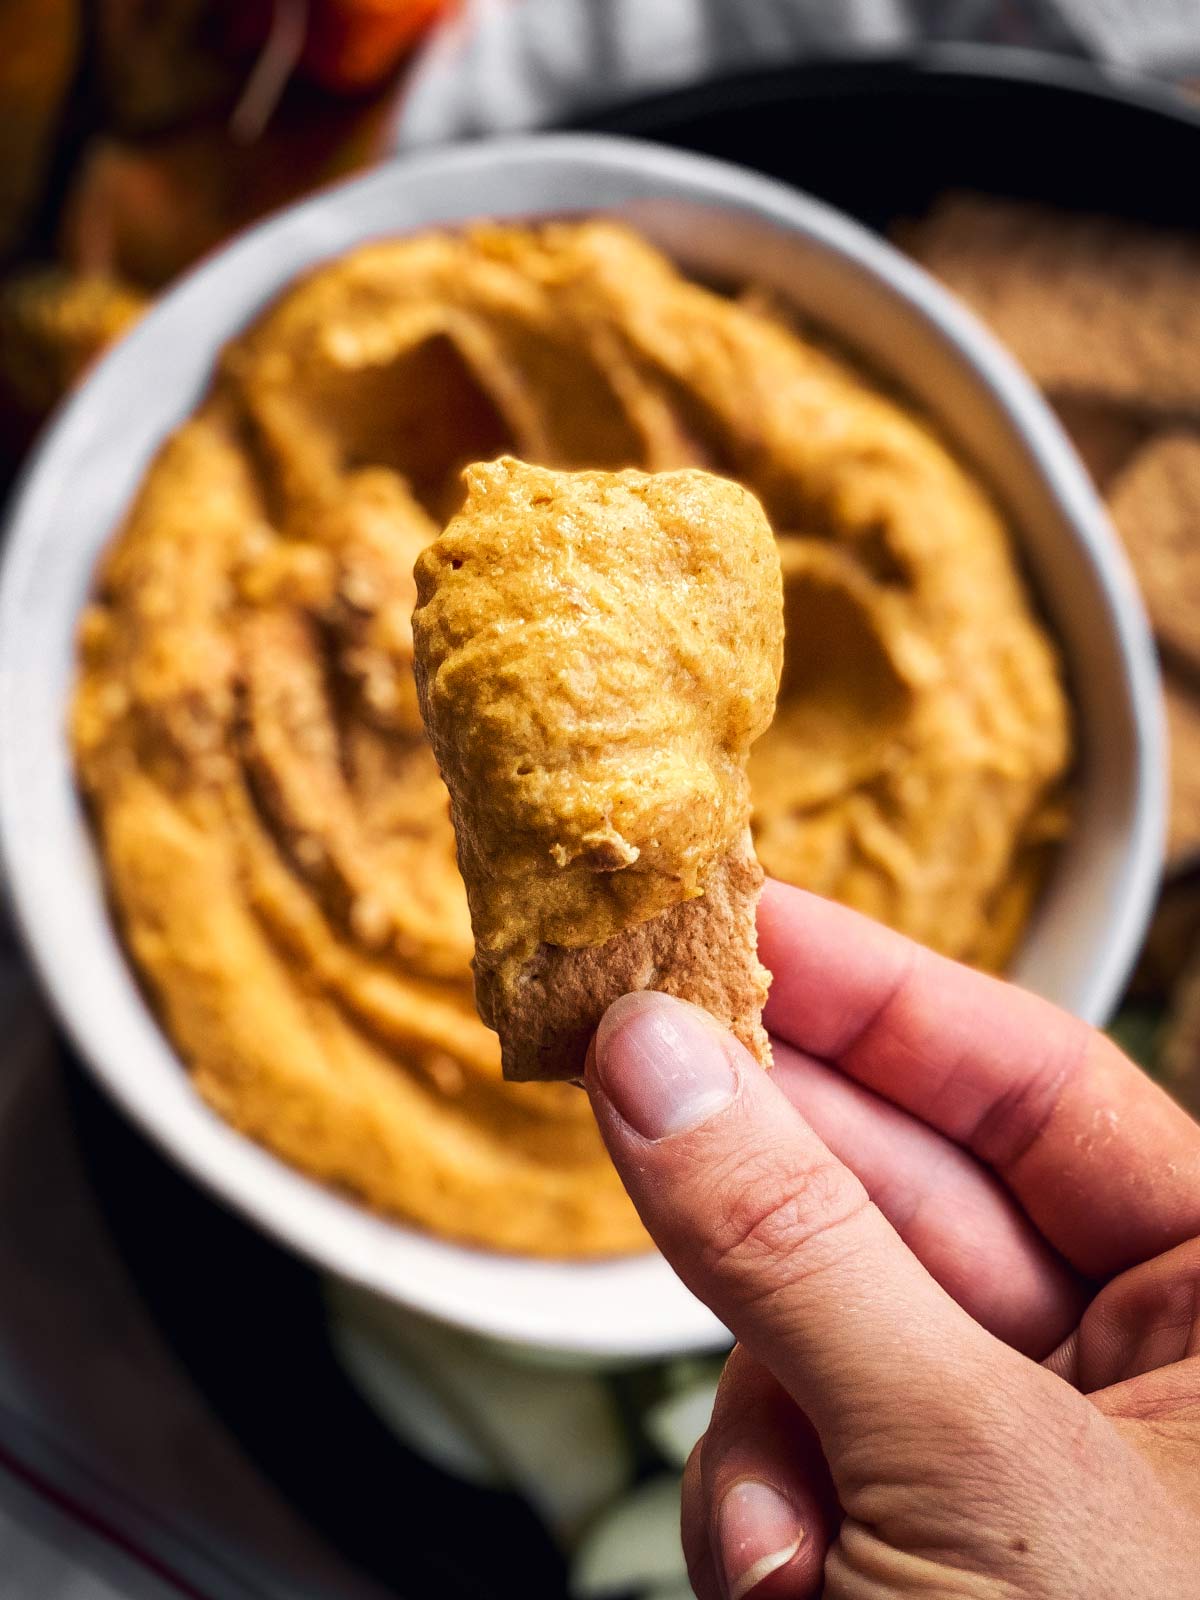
0 134 1164 1359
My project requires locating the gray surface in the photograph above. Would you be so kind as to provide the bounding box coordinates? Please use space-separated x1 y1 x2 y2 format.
0 945 394 1600
0 1468 180 1600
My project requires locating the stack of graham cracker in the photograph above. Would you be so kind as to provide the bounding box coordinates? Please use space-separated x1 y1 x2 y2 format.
903 193 1200 871
904 194 1200 1107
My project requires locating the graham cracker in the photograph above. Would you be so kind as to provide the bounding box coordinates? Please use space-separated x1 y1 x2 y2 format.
1051 396 1151 493
1107 430 1200 676
1161 938 1200 1117
901 194 1200 417
1165 671 1200 868
475 832 772 1083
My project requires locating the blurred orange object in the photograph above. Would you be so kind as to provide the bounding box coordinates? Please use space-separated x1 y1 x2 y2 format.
304 0 452 91
97 0 238 133
0 266 145 415
61 93 394 289
0 0 80 258
0 266 145 462
231 0 453 98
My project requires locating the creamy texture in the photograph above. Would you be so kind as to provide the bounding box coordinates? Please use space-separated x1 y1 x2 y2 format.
73 220 1071 1258
413 459 783 993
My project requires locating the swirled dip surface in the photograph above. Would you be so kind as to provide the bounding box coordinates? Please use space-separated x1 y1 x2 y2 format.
73 220 1071 1256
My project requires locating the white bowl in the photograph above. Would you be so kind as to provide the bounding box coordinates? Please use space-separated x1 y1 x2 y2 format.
0 134 1164 1361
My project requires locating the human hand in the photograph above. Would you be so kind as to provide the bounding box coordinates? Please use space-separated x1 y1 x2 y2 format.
584 880 1200 1599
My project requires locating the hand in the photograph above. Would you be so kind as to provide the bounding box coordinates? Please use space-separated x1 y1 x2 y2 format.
583 880 1200 1599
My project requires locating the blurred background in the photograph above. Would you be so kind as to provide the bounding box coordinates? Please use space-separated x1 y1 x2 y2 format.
5 0 1200 484
3 2 1200 1597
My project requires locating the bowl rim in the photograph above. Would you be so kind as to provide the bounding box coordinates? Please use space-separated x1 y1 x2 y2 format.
0 131 1165 1357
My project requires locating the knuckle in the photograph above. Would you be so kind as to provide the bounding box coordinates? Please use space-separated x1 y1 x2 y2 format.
693 1146 868 1302
968 1009 1089 1172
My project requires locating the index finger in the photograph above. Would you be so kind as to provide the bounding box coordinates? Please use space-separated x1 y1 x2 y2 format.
759 879 1200 1279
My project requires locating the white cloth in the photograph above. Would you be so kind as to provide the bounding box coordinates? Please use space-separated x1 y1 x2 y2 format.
393 0 1200 150
1053 0 1200 72
396 0 914 146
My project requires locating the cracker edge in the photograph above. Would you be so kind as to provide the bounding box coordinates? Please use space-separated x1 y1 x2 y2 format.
475 829 772 1083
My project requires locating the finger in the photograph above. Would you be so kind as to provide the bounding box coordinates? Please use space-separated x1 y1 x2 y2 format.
1064 1236 1200 1395
759 879 1200 1278
586 990 1016 1468
681 1443 722 1600
771 1040 1086 1356
698 1345 836 1600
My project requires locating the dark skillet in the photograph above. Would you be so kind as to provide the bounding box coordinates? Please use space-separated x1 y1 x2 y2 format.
574 44 1200 231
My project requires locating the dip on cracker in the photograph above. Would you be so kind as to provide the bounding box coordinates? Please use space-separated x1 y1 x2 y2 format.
412 457 783 1081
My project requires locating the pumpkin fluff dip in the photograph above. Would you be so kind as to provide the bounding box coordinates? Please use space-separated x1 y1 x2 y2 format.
412 458 783 1082
71 220 1072 1257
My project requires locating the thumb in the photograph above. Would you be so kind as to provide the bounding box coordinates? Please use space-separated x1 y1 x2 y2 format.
585 990 1023 1469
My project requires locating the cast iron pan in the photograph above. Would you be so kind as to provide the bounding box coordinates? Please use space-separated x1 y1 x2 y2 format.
578 44 1200 229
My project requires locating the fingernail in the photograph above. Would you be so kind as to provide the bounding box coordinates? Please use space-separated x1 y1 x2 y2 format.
594 991 737 1140
716 1479 804 1600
